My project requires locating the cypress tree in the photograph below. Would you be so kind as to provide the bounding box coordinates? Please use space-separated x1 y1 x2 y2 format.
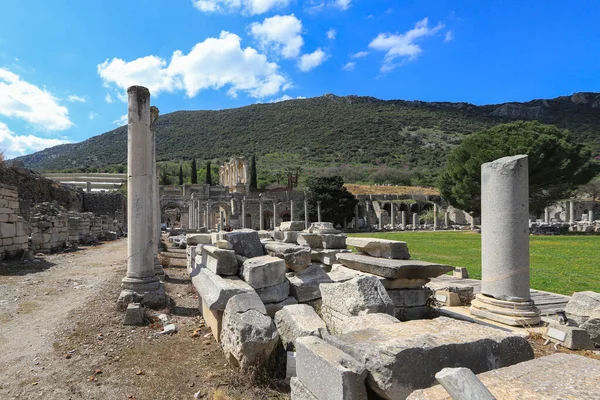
206 161 212 185
191 158 198 184
249 154 258 189
178 165 184 185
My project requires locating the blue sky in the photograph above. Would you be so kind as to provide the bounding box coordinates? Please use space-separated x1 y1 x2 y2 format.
0 0 599 158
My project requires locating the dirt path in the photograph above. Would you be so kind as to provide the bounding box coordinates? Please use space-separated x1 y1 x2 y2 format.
0 240 288 400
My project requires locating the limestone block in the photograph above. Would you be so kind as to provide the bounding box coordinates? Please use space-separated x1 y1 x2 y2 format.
311 249 351 266
12 236 28 245
580 315 600 345
222 229 264 258
264 296 298 318
325 317 534 400
290 377 318 400
15 221 26 237
186 245 198 273
215 240 233 250
307 222 340 234
265 242 311 272
0 214 8 223
191 267 254 311
0 222 15 238
386 288 433 308
339 313 400 335
565 291 600 317
239 255 286 289
280 221 305 231
426 281 474 305
287 264 334 302
220 293 279 369
0 207 12 214
328 264 430 289
346 237 410 259
296 336 367 400
274 230 300 243
274 304 327 348
543 321 594 350
187 233 212 245
407 354 600 400
202 245 238 276
298 233 347 249
337 253 453 279
2 238 13 246
255 280 290 304
123 303 144 325
202 301 223 343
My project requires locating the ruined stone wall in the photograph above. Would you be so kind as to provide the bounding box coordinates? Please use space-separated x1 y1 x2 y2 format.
83 192 126 231
0 184 29 259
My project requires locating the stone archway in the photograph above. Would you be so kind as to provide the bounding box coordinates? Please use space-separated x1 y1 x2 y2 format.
162 203 182 228
281 211 291 222
209 201 232 229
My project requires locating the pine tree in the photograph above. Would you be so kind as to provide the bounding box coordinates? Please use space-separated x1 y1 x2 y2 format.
206 161 212 185
178 165 184 185
191 158 198 184
160 168 170 185
249 154 258 189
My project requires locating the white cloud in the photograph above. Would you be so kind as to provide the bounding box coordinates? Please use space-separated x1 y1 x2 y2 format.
0 122 72 159
67 95 86 103
326 28 336 40
333 0 351 10
113 114 127 126
250 14 304 59
0 68 73 131
369 17 444 72
268 94 306 102
342 62 355 71
98 31 289 100
105 93 114 103
351 51 369 58
445 31 454 43
192 0 291 15
298 49 328 72
305 0 350 13
89 112 98 120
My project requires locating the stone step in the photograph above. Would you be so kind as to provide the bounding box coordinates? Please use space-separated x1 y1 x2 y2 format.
337 253 453 280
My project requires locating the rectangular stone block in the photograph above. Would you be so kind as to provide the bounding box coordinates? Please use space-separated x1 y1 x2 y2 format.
2 238 13 246
296 336 368 400
187 233 212 245
337 253 453 279
0 222 15 238
265 242 311 272
298 233 347 249
346 237 410 259
328 264 430 289
264 296 298 318
0 214 8 223
222 229 264 258
191 267 254 311
255 280 290 304
287 264 334 302
202 301 223 343
543 321 594 350
427 281 474 306
202 245 238 276
12 236 28 245
274 304 327 348
386 288 433 308
290 377 318 400
239 255 286 289
280 221 305 231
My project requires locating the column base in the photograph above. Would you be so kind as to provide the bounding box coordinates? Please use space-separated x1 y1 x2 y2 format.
154 256 165 279
117 276 169 310
469 293 541 327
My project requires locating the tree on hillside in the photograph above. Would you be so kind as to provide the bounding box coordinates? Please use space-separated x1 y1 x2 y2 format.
178 165 184 186
305 175 358 226
160 168 170 185
579 176 600 201
438 121 597 217
206 161 212 185
191 158 198 184
249 155 258 190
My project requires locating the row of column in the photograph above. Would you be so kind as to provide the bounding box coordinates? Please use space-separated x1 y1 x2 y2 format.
544 201 592 224
355 201 454 231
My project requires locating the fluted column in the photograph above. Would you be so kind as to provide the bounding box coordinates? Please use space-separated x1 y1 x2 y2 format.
317 201 322 223
304 196 309 229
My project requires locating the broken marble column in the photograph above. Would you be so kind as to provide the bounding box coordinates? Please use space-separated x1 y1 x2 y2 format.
378 206 383 230
354 203 359 229
444 211 449 228
206 200 212 230
589 209 594 223
118 86 166 309
304 196 309 230
365 201 371 229
86 181 92 193
569 200 575 224
273 202 277 230
290 200 294 221
401 211 406 230
433 203 438 231
151 108 163 277
390 202 395 230
544 207 550 224
317 201 322 223
259 199 264 231
470 155 540 326
241 198 246 229
412 213 418 230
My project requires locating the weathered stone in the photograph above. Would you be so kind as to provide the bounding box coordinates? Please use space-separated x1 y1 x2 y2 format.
0 222 15 238
290 377 318 400
287 264 334 302
280 221 305 231
222 229 264 258
239 255 286 289
565 291 600 317
202 301 223 343
407 354 600 400
346 237 410 259
265 242 311 272
264 296 298 318
215 240 233 250
427 281 474 305
255 280 290 304
393 306 432 321
311 249 351 266
307 222 340 234
325 317 534 400
274 304 327 348
386 288 432 308
339 313 399 334
123 303 144 325
273 230 300 243
296 336 367 400
329 264 430 289
320 276 394 333
220 293 279 369
200 245 238 276
543 321 594 350
298 233 347 249
580 315 600 345
186 233 212 245
186 245 198 273
337 253 453 279
191 267 254 311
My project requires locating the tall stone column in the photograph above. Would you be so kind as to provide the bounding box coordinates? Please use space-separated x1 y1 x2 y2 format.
401 210 406 230
544 207 550 224
290 200 294 221
569 200 575 224
444 211 449 228
241 198 246 228
365 201 370 229
390 202 395 230
412 213 418 230
86 182 92 193
188 202 192 229
118 86 166 309
273 202 277 229
151 107 163 278
259 200 264 231
196 200 201 228
589 210 594 223
304 197 309 230
354 203 359 229
206 200 212 230
378 207 383 230
433 203 438 231
317 201 322 223
470 155 540 326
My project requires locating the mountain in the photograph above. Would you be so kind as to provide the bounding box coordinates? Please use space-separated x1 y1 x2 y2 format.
14 92 600 185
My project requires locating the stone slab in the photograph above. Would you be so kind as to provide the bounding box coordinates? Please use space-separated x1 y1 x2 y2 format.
407 354 600 400
264 296 298 318
265 242 311 272
387 288 433 308
273 230 300 243
202 301 224 343
311 249 351 266
274 304 327 348
298 233 347 249
324 317 534 400
346 237 410 259
426 281 474 305
255 280 290 304
191 267 254 311
307 222 340 234
287 264 334 302
222 229 264 258
280 221 305 231
186 233 212 245
290 377 318 400
329 264 430 289
239 255 286 289
202 245 238 276
337 253 453 279
565 291 600 317
339 313 400 334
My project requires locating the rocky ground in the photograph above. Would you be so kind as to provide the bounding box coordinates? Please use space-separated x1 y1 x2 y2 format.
0 238 288 400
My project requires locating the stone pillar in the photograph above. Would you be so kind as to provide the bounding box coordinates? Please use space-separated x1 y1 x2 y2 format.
589 210 594 223
390 202 395 230
401 210 406 230
197 200 202 227
365 201 370 229
290 200 294 221
317 201 322 223
273 202 277 229
118 86 166 309
151 106 163 277
433 203 438 231
219 210 224 231
304 197 309 230
259 200 264 231
444 211 450 228
86 182 92 193
544 207 550 224
188 202 192 229
241 198 246 228
206 201 212 230
378 207 383 230
470 215 475 230
470 155 540 326
354 203 359 229
412 213 418 230
569 200 575 224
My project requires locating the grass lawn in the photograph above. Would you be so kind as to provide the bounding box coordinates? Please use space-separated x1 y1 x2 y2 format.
347 231 600 296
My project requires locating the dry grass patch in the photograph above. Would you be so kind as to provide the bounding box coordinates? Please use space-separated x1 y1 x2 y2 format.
345 183 439 196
